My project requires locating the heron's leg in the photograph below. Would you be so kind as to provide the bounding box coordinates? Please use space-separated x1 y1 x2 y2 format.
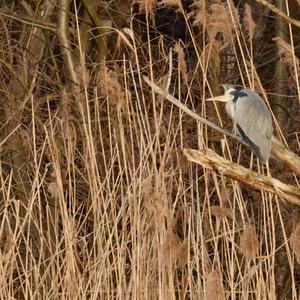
237 144 241 164
249 152 254 170
258 159 270 177
256 157 261 173
266 160 271 177
232 122 238 136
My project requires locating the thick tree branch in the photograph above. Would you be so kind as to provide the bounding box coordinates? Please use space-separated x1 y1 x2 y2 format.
58 0 79 85
183 148 300 205
81 0 110 63
271 136 300 175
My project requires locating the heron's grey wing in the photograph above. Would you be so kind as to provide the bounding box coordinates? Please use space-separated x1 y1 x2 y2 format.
234 91 273 161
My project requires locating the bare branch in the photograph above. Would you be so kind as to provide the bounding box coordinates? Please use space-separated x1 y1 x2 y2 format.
255 0 300 28
183 148 300 205
0 10 56 32
81 0 110 63
58 0 79 85
271 136 300 176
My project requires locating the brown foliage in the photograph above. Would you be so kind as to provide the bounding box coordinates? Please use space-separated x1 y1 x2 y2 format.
290 223 300 264
206 270 225 300
240 224 259 260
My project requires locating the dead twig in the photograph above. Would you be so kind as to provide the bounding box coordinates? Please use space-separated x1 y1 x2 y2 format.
0 10 56 32
255 0 300 28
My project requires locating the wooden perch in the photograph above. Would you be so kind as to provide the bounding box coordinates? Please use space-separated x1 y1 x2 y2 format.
143 76 300 176
183 148 300 205
271 136 300 175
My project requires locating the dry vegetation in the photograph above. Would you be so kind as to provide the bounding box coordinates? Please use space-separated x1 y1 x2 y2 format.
0 0 300 299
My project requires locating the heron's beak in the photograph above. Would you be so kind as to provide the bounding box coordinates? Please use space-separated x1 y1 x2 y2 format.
205 96 228 102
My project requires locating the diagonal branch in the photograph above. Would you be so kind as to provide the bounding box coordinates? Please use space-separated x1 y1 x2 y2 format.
255 0 300 28
0 10 57 31
183 148 300 205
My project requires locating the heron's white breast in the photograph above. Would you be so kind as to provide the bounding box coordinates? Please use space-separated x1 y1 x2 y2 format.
225 100 234 120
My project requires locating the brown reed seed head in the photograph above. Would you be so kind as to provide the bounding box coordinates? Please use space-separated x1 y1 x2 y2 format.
240 224 259 260
206 270 225 300
244 4 256 40
290 223 300 264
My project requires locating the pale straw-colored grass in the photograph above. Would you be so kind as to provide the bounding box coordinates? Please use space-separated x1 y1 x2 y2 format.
0 1 299 299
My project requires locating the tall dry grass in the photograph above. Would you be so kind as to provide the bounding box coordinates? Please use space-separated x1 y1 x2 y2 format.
0 1 300 299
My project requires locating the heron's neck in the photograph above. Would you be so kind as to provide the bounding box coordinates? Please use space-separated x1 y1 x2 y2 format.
225 100 234 119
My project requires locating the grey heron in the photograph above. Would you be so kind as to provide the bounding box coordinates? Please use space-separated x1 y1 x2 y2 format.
206 87 273 163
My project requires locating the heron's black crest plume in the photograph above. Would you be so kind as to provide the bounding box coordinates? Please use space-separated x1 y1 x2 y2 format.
229 90 248 104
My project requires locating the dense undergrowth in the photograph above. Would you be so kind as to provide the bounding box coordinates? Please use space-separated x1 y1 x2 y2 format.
0 0 300 299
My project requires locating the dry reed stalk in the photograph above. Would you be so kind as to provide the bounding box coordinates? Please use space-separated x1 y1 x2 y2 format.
1 1 300 298
244 4 257 89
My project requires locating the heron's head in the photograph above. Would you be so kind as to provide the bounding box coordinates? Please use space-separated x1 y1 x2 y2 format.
206 87 237 103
